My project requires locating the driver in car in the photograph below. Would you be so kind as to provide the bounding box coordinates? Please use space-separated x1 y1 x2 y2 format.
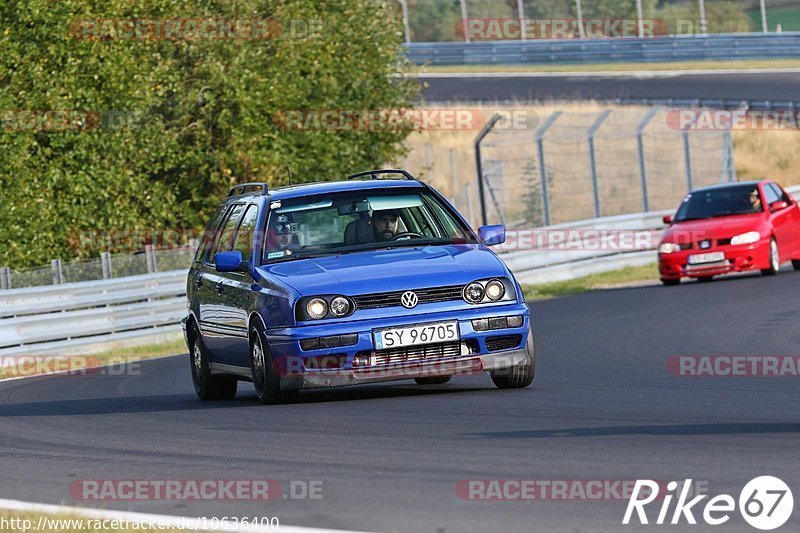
372 209 401 242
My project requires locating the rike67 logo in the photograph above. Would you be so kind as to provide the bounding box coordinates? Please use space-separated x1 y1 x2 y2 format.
623 477 793 530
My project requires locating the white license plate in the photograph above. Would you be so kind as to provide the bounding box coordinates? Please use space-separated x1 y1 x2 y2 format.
373 321 459 350
687 252 725 265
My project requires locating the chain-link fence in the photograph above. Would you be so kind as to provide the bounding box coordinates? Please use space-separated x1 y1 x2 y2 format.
401 107 734 229
0 244 197 290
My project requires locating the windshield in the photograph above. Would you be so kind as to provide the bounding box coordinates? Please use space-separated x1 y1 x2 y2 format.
673 184 763 222
263 188 476 262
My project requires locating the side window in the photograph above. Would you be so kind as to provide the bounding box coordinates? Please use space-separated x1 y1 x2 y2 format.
232 205 258 260
212 204 245 259
194 205 226 264
424 196 467 239
764 184 781 206
771 183 792 204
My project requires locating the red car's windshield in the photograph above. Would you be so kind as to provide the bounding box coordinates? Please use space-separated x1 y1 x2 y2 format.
674 184 762 222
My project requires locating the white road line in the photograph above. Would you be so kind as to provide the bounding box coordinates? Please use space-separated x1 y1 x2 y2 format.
0 498 370 533
416 68 800 79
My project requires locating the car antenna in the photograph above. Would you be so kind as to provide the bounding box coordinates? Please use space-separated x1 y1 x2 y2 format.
278 127 294 188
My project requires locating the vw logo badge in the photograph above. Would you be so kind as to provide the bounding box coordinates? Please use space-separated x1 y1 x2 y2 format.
699 240 711 249
400 291 418 309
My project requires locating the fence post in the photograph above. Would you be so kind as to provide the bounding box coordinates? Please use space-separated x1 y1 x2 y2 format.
587 109 612 218
483 161 507 227
459 0 470 43
683 130 693 191
449 148 458 204
474 113 502 226
636 107 660 212
0 267 10 290
145 244 157 273
101 252 113 279
723 130 736 182
51 259 63 285
424 142 432 170
534 111 562 227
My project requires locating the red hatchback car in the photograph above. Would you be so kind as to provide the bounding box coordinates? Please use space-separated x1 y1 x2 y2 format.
658 180 800 285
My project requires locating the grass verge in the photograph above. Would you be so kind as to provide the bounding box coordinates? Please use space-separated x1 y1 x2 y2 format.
423 58 800 74
523 263 659 301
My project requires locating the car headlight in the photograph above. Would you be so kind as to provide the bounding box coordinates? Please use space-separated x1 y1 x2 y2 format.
306 298 328 319
463 282 485 304
730 231 760 245
659 242 682 254
463 278 514 304
330 296 351 317
484 279 505 301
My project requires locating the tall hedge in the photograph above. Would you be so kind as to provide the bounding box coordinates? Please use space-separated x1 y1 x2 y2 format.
0 0 419 267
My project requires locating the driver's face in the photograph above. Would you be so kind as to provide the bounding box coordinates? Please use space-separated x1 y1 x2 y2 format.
373 213 399 241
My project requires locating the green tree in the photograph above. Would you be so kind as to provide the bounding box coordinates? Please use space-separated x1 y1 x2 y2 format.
0 0 419 268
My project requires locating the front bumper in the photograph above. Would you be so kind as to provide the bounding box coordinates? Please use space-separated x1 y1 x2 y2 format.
265 302 531 390
658 239 770 279
289 347 529 389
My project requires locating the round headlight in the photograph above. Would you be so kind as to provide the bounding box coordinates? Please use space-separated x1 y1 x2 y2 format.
306 298 328 319
485 279 505 301
330 296 351 317
463 282 485 304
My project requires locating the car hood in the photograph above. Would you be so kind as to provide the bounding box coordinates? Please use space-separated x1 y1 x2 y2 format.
663 213 766 242
260 245 508 296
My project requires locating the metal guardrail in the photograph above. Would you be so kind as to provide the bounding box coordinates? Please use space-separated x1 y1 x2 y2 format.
0 270 187 356
406 33 800 65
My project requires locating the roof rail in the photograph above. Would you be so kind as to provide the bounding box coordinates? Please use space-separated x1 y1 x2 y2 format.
346 169 416 181
228 182 268 197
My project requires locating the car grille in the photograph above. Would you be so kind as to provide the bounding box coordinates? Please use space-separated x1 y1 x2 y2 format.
352 285 464 310
486 335 522 352
365 341 463 366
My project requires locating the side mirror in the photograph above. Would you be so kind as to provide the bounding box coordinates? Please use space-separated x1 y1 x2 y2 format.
662 214 673 225
215 251 246 273
770 200 789 212
478 224 506 246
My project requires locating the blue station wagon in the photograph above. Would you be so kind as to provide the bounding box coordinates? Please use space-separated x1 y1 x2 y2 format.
183 170 535 404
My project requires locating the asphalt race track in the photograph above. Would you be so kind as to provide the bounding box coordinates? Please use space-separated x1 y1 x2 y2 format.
2 270 800 532
421 71 800 105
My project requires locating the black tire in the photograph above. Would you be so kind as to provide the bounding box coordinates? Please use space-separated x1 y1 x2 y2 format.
188 323 237 401
661 278 680 286
490 331 535 389
761 237 780 276
249 323 299 405
792 259 800 271
414 376 452 385
698 276 714 283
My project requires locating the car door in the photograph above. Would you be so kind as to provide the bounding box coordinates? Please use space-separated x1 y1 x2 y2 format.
188 205 226 327
765 183 794 259
199 203 245 363
214 203 260 367
773 183 800 258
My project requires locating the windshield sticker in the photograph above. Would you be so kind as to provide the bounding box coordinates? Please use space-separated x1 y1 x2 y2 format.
270 201 281 209
267 251 286 259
